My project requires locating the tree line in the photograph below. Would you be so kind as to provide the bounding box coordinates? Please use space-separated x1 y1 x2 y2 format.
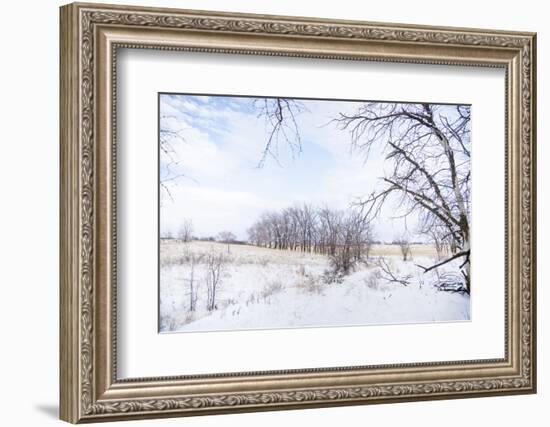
246 204 374 274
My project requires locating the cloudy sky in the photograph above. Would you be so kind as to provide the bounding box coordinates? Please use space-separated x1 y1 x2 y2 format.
159 93 413 241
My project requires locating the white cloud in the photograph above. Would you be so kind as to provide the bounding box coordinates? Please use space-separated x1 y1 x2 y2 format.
161 184 284 240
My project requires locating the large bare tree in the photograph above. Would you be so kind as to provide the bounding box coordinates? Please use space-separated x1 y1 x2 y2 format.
159 112 193 203
255 98 306 168
335 102 471 292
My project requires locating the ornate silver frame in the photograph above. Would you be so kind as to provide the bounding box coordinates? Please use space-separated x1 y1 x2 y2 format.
60 2 536 423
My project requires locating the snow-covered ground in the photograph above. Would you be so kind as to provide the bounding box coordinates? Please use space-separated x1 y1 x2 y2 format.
160 241 470 333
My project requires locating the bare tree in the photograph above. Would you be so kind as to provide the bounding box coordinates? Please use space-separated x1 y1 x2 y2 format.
188 259 197 312
159 110 197 203
217 231 237 254
185 253 203 312
327 220 354 275
393 235 412 261
429 226 454 259
205 252 225 311
318 206 341 256
350 210 375 262
255 98 306 168
178 219 194 243
328 210 372 275
335 103 471 292
292 203 317 252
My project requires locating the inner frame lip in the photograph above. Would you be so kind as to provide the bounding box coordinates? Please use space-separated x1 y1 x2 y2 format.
109 44 510 384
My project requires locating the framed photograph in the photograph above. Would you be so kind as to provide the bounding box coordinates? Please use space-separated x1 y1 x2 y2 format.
60 2 537 423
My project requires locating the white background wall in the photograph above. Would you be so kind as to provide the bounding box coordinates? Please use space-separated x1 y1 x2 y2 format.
0 0 546 425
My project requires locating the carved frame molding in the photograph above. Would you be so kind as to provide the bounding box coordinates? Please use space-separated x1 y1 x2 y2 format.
60 2 536 423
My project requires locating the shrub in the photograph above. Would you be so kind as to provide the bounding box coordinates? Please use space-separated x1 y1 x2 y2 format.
261 280 284 299
366 271 381 290
322 269 345 284
303 276 325 294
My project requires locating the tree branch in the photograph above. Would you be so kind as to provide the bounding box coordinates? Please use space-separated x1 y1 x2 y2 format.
415 249 470 273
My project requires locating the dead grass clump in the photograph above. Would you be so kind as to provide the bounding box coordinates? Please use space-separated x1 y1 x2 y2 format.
366 270 381 290
302 276 325 295
261 280 284 299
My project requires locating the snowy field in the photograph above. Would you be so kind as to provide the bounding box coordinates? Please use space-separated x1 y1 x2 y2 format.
159 241 470 333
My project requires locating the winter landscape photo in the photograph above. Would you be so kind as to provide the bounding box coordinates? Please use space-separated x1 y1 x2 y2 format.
158 93 471 333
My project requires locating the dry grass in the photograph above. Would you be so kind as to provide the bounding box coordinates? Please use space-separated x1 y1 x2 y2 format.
161 240 438 265
261 280 284 299
301 276 325 295
370 244 438 257
161 240 329 267
365 271 381 290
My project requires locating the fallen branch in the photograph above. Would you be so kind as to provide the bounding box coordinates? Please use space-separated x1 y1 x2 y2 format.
415 249 470 274
376 257 411 286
